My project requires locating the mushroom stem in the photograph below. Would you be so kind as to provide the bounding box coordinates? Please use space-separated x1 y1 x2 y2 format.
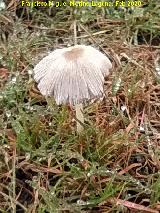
75 103 84 133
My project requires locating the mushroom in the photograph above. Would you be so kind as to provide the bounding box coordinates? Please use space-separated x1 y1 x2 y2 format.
33 45 112 132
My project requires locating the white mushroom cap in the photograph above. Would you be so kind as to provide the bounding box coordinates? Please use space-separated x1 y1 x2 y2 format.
33 45 112 105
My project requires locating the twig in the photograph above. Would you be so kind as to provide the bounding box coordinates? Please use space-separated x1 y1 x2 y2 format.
77 30 111 39
0 191 27 211
79 23 112 60
120 52 144 69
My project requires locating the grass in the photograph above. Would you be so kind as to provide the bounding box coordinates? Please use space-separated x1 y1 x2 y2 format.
0 0 160 212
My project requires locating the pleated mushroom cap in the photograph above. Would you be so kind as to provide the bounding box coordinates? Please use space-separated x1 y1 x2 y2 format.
33 45 112 105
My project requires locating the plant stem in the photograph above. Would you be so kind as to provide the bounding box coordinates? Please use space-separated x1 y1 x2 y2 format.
74 19 77 45
12 144 16 213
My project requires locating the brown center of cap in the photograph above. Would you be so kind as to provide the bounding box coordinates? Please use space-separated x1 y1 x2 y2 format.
63 47 84 61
